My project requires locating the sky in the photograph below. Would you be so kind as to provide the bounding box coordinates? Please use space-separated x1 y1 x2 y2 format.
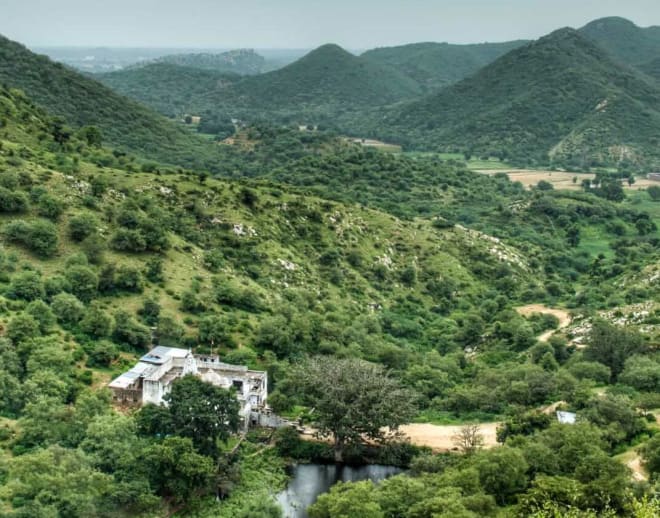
1 0 660 49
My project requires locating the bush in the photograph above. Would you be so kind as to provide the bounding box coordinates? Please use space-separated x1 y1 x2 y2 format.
36 194 65 220
568 362 612 383
25 300 56 333
0 187 28 213
6 271 45 301
6 313 41 344
51 293 86 326
113 310 150 348
65 265 98 302
68 213 98 242
111 228 147 252
80 302 114 338
3 220 58 257
87 341 119 368
114 265 144 293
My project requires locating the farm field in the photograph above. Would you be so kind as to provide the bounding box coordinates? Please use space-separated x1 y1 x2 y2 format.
476 168 660 191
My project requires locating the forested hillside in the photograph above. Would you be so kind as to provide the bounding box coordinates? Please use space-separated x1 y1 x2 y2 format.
2 11 660 516
97 63 240 118
1 82 659 517
0 35 232 170
580 16 660 66
361 40 527 91
365 28 660 168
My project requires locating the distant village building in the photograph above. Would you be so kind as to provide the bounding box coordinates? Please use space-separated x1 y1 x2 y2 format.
556 411 576 424
109 346 268 430
648 173 660 182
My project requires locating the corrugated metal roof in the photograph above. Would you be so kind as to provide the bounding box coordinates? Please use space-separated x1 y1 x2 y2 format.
140 346 189 364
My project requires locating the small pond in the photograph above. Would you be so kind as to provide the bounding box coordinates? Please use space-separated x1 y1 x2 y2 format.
276 463 403 518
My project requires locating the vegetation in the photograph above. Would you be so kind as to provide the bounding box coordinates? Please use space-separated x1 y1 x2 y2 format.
367 29 660 169
0 15 659 518
361 40 527 92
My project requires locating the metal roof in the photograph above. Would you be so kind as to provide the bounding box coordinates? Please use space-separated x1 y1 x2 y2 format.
140 346 189 365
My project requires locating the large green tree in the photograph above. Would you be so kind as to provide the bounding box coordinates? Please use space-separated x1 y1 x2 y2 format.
139 375 240 458
289 356 417 462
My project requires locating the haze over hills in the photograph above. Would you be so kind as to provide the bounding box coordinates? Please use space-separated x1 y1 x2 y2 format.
141 48 267 75
0 34 231 170
361 40 529 91
369 28 660 167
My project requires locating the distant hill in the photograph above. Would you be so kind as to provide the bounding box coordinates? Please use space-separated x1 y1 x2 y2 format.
361 40 528 91
195 44 423 122
0 34 228 170
640 57 660 81
97 63 240 118
374 28 660 168
147 48 267 75
579 17 660 66
98 43 424 128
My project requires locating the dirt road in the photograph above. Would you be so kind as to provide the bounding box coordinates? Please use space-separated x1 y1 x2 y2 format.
397 422 499 452
516 304 571 342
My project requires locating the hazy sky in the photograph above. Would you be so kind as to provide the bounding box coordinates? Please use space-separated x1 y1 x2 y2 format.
2 0 660 49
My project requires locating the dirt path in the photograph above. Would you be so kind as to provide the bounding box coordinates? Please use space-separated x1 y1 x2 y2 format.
397 422 499 452
627 455 648 482
300 422 500 453
516 304 571 342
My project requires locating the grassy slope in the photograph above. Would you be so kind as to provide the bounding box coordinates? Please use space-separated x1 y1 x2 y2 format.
0 86 536 365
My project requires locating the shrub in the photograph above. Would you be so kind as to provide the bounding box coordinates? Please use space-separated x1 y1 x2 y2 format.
114 265 144 293
6 271 45 301
51 293 86 326
113 311 150 348
37 194 65 220
111 228 147 252
65 265 98 302
3 220 58 257
80 302 114 338
25 300 56 333
68 213 98 242
0 187 28 213
6 313 41 344
87 341 119 368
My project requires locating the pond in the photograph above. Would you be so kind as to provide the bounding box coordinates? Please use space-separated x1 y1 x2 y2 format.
276 463 403 518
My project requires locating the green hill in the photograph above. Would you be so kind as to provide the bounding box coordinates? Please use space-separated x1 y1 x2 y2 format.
97 63 240 118
361 40 528 91
579 16 660 66
184 43 422 125
1 68 659 518
373 28 660 168
96 43 422 130
640 57 660 81
0 34 231 170
149 48 267 75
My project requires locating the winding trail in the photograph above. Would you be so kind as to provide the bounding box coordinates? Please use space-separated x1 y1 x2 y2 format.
516 304 571 342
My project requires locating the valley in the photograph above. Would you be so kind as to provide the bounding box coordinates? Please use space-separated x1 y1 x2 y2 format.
0 8 659 518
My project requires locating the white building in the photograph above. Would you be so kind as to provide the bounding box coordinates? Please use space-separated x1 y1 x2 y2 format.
109 346 268 430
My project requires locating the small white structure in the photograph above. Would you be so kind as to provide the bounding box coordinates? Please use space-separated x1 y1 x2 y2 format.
556 411 576 424
109 346 268 430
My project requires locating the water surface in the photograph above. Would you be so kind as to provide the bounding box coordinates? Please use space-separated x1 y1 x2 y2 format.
276 463 402 518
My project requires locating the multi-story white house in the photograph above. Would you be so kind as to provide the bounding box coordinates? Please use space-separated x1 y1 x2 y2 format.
109 346 268 430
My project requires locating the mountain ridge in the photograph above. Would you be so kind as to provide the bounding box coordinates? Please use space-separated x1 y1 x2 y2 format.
368 27 660 167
